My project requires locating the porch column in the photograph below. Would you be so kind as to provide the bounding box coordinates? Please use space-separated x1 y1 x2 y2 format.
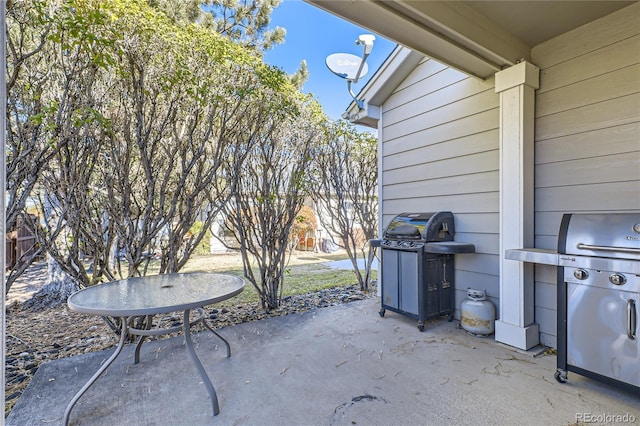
494 61 540 350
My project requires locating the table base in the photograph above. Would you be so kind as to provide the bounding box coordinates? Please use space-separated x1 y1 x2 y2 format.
63 309 228 425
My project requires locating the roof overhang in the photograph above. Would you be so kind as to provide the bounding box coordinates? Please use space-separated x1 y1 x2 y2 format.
306 0 634 126
308 0 531 80
307 1 632 79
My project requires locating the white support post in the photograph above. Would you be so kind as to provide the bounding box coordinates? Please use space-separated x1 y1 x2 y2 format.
494 61 540 350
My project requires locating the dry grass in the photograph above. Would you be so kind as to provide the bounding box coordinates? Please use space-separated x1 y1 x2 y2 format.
179 249 372 306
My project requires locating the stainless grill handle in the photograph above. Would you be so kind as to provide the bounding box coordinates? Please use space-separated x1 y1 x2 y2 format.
576 243 640 254
628 299 637 340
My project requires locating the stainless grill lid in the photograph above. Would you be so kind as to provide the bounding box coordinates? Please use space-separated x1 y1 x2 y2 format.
558 213 640 260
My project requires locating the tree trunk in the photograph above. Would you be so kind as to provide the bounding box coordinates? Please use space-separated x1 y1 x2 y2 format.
22 254 80 309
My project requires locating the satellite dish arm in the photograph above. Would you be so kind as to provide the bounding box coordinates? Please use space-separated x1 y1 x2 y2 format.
347 80 364 109
349 34 375 109
351 51 370 84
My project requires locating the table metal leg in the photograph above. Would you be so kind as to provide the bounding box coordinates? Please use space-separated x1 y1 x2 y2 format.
64 316 129 426
134 314 153 364
202 319 232 357
183 309 220 416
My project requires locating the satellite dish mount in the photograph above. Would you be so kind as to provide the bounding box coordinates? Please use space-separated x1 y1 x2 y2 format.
325 34 376 110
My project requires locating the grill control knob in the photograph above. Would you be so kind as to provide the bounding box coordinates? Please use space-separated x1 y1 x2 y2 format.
609 273 627 286
573 269 589 280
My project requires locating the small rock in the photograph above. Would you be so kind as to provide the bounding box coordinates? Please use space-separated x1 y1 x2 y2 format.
11 374 28 384
5 392 21 402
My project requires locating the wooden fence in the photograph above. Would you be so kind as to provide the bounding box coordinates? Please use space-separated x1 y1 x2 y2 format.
5 218 38 269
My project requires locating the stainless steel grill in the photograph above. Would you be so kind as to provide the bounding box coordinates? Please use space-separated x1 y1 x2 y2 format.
378 212 475 331
556 213 640 394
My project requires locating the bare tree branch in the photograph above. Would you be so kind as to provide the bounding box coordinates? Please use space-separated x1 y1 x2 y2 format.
310 121 378 290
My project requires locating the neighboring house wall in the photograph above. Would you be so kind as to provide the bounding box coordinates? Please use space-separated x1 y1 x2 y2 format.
380 57 500 317
531 4 640 348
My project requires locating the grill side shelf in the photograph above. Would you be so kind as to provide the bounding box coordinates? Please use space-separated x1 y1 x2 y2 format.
423 242 475 254
504 248 559 265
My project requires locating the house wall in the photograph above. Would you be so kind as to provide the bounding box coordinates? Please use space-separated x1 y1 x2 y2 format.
379 3 640 345
380 57 501 316
531 3 640 348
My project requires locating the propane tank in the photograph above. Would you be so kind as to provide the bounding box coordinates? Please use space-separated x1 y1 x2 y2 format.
461 289 496 335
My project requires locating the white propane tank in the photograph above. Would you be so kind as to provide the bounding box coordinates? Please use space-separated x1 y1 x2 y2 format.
461 289 496 335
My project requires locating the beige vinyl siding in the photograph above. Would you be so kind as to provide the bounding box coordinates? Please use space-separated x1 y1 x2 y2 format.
380 58 500 317
531 3 640 348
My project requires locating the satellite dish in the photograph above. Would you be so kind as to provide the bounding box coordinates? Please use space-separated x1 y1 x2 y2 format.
325 35 376 115
325 53 368 82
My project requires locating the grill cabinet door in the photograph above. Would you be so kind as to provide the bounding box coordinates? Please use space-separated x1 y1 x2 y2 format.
381 249 419 315
381 249 399 310
567 282 640 387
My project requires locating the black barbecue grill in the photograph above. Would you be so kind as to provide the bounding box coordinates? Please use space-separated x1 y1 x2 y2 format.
379 212 475 331
556 213 640 394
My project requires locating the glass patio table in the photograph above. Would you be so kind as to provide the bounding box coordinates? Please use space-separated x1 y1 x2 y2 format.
64 272 244 425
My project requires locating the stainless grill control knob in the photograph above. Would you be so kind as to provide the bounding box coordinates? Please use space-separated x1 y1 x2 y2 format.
573 269 589 280
609 273 627 286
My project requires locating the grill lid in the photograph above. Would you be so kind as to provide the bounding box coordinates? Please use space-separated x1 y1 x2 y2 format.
384 211 455 242
386 224 421 238
558 213 640 260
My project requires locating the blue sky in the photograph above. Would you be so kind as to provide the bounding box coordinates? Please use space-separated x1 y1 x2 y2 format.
263 1 396 121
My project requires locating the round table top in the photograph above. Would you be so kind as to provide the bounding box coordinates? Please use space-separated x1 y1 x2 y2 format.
68 272 245 317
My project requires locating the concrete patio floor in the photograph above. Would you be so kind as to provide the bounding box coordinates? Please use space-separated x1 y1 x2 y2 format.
7 297 639 426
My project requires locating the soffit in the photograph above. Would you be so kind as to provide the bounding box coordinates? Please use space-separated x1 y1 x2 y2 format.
465 1 634 47
306 0 634 79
